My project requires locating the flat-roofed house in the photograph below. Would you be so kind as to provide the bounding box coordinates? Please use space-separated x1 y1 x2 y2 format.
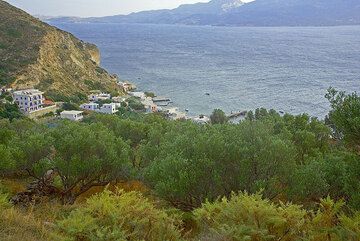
80 103 99 111
98 103 118 114
13 89 44 113
60 110 83 121
88 93 111 102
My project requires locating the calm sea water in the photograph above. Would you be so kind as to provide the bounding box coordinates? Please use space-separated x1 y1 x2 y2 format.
53 23 360 118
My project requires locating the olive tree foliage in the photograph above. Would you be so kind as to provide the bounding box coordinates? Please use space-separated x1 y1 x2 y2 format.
139 108 336 210
0 145 15 175
48 122 132 203
326 87 360 148
0 119 132 204
143 119 301 210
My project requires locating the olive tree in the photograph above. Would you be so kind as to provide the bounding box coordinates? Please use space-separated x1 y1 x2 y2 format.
50 121 132 204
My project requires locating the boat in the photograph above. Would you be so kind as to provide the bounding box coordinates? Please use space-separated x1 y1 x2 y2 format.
205 93 210 96
185 109 189 112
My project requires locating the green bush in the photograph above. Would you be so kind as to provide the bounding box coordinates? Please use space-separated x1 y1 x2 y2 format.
194 192 307 241
57 189 184 241
0 103 23 120
194 193 360 241
127 97 145 111
210 109 228 124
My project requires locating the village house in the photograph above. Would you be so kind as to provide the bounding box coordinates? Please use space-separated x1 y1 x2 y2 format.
141 97 158 113
98 103 118 114
80 102 119 114
60 110 84 121
88 93 111 102
80 102 100 111
13 89 44 113
12 89 58 118
117 81 133 92
129 91 146 100
0 88 13 95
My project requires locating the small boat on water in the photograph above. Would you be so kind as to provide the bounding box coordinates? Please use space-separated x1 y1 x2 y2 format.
185 109 189 112
205 93 210 96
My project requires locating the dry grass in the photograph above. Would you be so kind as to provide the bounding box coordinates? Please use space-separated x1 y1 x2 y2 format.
0 206 52 241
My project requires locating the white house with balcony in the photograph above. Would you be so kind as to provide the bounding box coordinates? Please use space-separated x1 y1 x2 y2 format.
80 102 99 111
13 89 44 113
60 110 83 121
98 103 118 114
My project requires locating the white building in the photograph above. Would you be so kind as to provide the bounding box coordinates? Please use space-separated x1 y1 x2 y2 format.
98 103 118 114
60 110 83 121
13 89 44 113
141 97 158 113
164 107 186 120
117 82 133 92
129 91 146 100
80 102 99 111
1 88 12 96
88 93 111 102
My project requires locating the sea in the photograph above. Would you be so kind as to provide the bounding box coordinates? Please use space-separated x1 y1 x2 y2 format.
51 23 360 118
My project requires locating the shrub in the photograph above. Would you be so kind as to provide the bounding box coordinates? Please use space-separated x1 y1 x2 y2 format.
194 192 307 241
127 97 145 111
57 189 184 241
210 109 228 124
145 92 156 98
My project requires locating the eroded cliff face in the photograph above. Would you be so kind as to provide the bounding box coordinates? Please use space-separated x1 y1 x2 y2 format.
0 0 121 99
12 29 119 97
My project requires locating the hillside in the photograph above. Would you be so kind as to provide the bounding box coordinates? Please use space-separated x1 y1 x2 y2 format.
49 0 360 26
0 1 121 100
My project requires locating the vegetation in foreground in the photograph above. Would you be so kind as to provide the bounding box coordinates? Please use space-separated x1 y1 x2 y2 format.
0 88 360 240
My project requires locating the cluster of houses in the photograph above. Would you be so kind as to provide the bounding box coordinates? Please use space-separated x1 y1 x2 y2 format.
6 86 211 124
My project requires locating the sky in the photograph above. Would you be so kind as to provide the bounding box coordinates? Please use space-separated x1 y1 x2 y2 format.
5 0 212 17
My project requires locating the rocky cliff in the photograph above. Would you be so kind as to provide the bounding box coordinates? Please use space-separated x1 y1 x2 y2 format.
0 1 121 100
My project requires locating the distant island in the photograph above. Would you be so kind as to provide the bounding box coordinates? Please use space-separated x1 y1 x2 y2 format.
48 0 360 27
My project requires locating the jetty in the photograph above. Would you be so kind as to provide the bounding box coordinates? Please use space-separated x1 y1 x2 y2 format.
153 96 171 102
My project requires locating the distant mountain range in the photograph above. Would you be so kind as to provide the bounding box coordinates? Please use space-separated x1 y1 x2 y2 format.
48 0 360 26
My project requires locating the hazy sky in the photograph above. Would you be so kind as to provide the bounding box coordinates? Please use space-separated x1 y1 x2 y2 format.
5 0 212 17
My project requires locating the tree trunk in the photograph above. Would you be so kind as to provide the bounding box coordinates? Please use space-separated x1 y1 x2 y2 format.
61 193 77 205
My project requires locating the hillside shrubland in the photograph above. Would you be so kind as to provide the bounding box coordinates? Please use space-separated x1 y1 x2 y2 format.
0 88 360 240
